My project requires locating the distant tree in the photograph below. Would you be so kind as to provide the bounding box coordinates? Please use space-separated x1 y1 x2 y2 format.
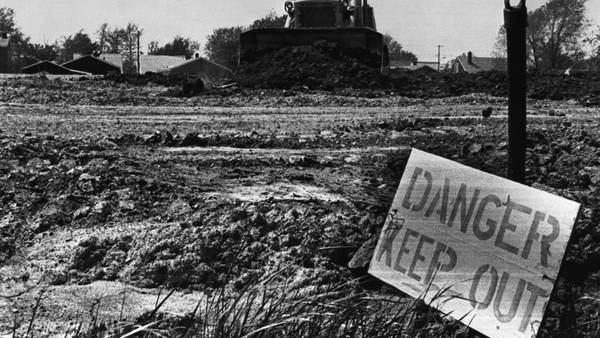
147 41 160 55
106 27 127 54
205 26 244 69
94 23 143 73
121 23 142 74
96 23 111 53
25 43 59 62
58 30 98 63
495 0 588 70
492 26 507 59
249 11 287 29
205 11 288 69
148 36 200 59
383 34 417 63
585 26 600 70
0 7 31 71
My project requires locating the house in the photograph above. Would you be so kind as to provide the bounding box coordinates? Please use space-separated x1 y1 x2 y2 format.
62 55 121 75
139 55 187 74
161 56 232 87
389 59 414 69
451 51 506 73
21 61 90 75
95 54 124 72
0 32 8 73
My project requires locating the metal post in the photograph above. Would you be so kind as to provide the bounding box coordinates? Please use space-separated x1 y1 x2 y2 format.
504 0 528 183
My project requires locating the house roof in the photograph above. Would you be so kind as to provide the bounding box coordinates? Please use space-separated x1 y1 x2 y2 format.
162 57 232 87
163 56 232 75
22 60 90 75
456 53 506 73
62 55 121 75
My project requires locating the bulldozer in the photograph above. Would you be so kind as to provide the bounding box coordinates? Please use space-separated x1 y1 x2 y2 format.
239 0 389 72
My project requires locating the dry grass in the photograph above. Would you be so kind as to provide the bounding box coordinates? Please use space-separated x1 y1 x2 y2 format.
63 265 476 338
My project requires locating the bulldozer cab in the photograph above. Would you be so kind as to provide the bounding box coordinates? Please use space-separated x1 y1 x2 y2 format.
240 0 388 73
284 0 377 30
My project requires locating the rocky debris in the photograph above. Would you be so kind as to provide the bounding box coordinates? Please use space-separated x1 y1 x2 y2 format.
83 158 109 173
344 155 361 164
33 205 65 233
288 155 319 166
482 107 493 118
0 238 15 263
91 200 112 218
73 206 91 220
2 99 600 337
78 173 100 193
167 199 193 219
70 235 132 283
118 201 136 212
97 139 119 150
348 236 378 272
178 133 208 147
144 130 174 146
5 72 600 108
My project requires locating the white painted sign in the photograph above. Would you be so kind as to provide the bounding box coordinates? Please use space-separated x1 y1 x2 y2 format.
369 148 580 338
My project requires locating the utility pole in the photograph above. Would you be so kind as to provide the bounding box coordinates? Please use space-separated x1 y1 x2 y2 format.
504 0 528 183
437 45 443 71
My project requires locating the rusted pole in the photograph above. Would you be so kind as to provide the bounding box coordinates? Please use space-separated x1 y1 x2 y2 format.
504 0 528 183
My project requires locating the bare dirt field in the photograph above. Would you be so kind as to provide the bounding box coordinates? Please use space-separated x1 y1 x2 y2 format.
1 76 600 337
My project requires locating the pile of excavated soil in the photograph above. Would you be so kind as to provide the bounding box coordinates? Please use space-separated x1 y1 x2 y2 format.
236 43 600 106
237 43 388 90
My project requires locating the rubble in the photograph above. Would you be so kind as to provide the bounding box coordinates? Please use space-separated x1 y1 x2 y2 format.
1 77 600 337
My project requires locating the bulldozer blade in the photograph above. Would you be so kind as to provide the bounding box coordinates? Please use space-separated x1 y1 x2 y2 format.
239 28 389 70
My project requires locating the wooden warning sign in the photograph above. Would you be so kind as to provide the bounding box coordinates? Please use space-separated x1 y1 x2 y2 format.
369 148 580 338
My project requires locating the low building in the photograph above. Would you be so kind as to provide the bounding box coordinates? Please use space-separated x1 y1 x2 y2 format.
390 59 414 69
22 61 90 75
62 55 121 75
95 54 124 72
451 51 506 73
161 56 232 87
400 61 439 71
94 54 187 74
139 55 187 74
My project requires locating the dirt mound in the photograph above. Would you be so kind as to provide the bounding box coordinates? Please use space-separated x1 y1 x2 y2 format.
236 44 600 106
529 71 600 106
237 42 387 90
389 69 508 98
104 72 206 97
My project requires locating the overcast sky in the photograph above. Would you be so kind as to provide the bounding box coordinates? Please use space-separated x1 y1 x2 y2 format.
3 0 600 61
